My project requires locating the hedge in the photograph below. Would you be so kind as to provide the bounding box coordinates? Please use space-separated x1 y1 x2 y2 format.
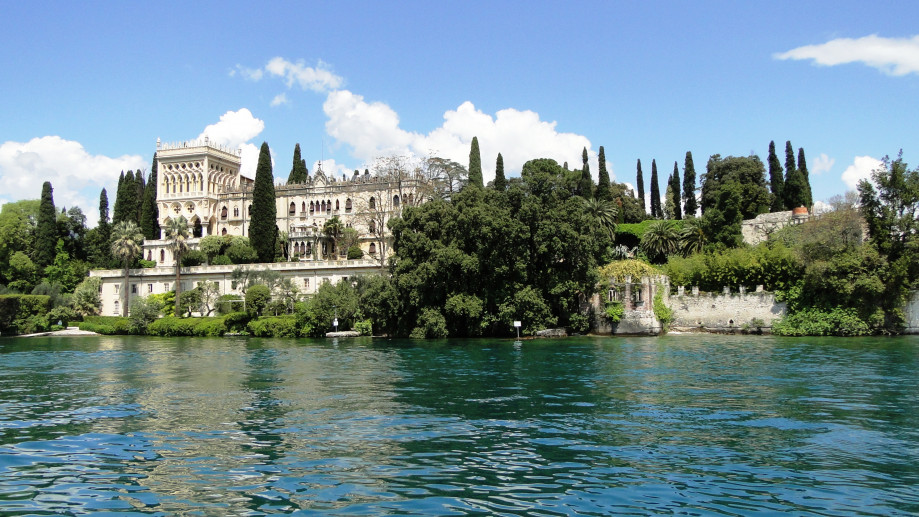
79 316 135 335
247 316 298 337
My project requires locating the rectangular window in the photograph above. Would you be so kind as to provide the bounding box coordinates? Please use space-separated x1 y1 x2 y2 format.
114 284 120 294
303 278 310 288
231 281 238 290
164 283 171 292
148 284 153 293
131 284 137 294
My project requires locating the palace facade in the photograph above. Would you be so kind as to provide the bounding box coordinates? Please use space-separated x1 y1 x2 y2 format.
91 139 429 315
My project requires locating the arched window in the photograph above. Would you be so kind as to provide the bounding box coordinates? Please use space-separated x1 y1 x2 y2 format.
327 199 331 210
321 201 326 212
310 201 315 212
369 242 377 254
289 202 296 215
306 242 312 255
221 206 228 219
114 301 120 315
301 201 306 212
221 228 227 236
408 194 414 205
393 195 400 207
160 249 165 263
345 198 352 212
369 197 376 210
147 250 152 261
369 220 376 234
335 200 340 211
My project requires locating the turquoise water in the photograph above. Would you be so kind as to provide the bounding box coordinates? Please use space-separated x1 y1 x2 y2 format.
0 334 917 515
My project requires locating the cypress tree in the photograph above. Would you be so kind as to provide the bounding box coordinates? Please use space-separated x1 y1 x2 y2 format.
650 159 662 218
99 188 110 227
797 147 813 208
288 143 309 184
134 170 145 223
671 161 682 220
578 147 593 197
783 141 800 209
636 159 646 214
596 146 611 201
683 151 698 217
112 171 125 225
36 181 57 268
114 170 139 225
140 153 160 239
250 142 277 263
493 153 507 191
468 137 483 188
767 141 785 211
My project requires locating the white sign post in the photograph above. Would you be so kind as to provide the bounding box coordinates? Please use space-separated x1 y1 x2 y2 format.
513 321 521 339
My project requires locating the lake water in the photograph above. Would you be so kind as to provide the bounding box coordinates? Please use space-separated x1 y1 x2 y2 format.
0 334 917 516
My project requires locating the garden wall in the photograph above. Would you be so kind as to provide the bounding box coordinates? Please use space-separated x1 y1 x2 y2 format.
905 290 919 334
669 287 786 332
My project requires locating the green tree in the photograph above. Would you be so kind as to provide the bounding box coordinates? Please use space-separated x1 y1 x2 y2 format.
287 143 309 184
609 182 646 223
246 284 272 317
140 154 160 239
134 170 145 223
71 276 102 317
468 136 483 188
636 159 646 215
323 216 344 258
798 147 813 208
250 142 277 263
111 171 124 225
35 181 57 268
663 181 676 220
580 197 618 238
767 141 786 211
8 251 38 293
110 221 143 316
596 146 611 201
671 161 682 220
858 151 919 265
782 141 806 209
649 159 661 218
640 220 680 263
164 216 190 316
86 189 113 268
114 170 139 225
578 147 593 198
682 151 698 217
493 153 507 191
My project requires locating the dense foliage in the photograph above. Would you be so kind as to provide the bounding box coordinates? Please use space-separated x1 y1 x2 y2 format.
251 142 278 263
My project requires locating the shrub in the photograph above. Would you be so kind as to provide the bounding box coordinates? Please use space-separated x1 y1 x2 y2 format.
353 319 372 336
653 290 673 331
223 311 251 332
79 316 134 335
138 259 157 268
147 316 198 337
48 305 79 327
216 294 244 315
347 245 364 260
605 300 624 323
245 285 271 317
211 254 232 266
598 260 659 283
411 308 448 339
129 297 162 333
247 316 299 337
772 308 871 337
181 249 206 267
192 318 226 337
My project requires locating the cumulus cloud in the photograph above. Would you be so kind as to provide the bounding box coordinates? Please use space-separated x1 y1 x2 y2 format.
0 136 146 226
323 92 597 184
841 155 884 189
270 93 289 107
232 64 264 81
775 34 919 76
198 108 265 149
811 153 835 175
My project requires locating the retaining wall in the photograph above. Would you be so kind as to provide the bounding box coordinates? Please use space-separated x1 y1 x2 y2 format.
905 290 919 334
669 289 786 332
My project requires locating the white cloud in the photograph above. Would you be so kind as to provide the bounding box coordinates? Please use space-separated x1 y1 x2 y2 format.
0 136 146 226
811 153 835 175
775 34 919 76
270 93 289 107
232 64 264 81
198 108 264 149
323 92 596 184
841 155 884 189
264 57 343 92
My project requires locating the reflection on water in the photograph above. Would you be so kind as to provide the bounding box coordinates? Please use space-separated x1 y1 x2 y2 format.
0 334 917 515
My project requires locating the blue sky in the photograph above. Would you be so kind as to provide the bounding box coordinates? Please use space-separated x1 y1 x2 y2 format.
1 1 917 225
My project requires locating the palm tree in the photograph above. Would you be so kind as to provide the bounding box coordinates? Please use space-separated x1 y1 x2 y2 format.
323 216 344 259
640 220 680 263
110 221 143 316
679 219 706 256
580 197 618 238
164 216 190 316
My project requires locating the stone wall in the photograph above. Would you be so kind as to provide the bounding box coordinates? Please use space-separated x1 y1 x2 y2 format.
905 290 919 334
741 210 810 245
669 287 786 332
